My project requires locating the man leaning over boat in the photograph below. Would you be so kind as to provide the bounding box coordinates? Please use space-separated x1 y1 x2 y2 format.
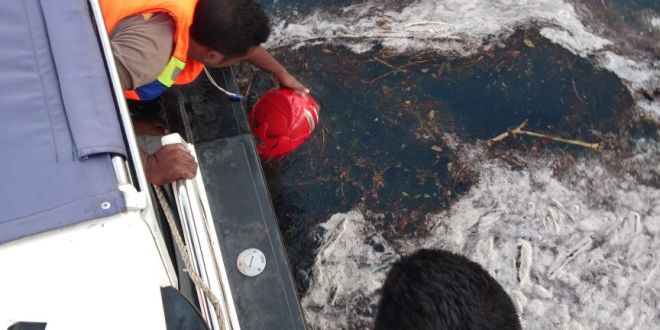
102 0 308 185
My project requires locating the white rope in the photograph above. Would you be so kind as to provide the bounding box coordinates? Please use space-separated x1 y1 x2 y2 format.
153 185 226 330
203 67 243 100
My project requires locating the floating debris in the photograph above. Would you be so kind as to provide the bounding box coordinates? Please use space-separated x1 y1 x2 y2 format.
487 120 604 151
362 59 431 84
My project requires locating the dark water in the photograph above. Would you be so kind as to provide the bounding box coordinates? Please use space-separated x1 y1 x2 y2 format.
239 0 657 295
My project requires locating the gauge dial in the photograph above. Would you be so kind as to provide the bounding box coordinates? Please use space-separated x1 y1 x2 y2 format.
237 248 266 277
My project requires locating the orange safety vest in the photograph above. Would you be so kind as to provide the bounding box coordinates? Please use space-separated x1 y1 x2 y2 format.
100 0 205 100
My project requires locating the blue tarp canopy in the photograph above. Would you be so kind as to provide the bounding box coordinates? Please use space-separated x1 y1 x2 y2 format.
0 0 127 243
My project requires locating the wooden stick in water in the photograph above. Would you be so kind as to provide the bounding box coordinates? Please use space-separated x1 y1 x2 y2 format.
487 120 604 151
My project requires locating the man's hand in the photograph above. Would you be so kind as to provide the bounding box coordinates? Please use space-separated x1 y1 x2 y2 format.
145 144 197 185
245 46 310 94
277 72 310 95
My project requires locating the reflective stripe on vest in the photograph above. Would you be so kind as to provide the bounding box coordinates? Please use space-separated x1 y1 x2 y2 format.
158 57 186 86
133 56 186 100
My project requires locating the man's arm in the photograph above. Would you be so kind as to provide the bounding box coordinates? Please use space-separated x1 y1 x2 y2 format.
246 46 309 94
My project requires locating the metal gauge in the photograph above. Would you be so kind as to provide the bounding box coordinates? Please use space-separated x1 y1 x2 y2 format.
237 248 266 277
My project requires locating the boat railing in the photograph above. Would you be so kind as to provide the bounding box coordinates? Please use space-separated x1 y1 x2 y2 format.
161 134 241 330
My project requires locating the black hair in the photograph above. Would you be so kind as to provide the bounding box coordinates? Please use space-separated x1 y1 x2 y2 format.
190 0 271 57
374 249 522 330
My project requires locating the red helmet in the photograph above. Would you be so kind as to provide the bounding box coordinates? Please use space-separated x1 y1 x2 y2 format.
249 88 320 161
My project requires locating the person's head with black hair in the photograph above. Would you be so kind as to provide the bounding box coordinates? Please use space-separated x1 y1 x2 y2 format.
374 249 522 330
188 0 271 67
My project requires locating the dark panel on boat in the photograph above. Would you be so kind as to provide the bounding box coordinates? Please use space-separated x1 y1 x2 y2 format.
169 68 306 330
171 68 251 144
196 135 305 330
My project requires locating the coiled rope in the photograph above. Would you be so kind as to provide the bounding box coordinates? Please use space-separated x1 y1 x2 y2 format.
153 184 226 330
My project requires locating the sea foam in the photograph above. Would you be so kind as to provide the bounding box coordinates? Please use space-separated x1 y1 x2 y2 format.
304 147 660 329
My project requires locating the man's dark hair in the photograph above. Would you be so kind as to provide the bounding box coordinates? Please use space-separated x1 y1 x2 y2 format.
191 0 271 57
374 249 522 330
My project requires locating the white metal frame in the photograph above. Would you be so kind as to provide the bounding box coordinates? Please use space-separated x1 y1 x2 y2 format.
163 134 241 330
